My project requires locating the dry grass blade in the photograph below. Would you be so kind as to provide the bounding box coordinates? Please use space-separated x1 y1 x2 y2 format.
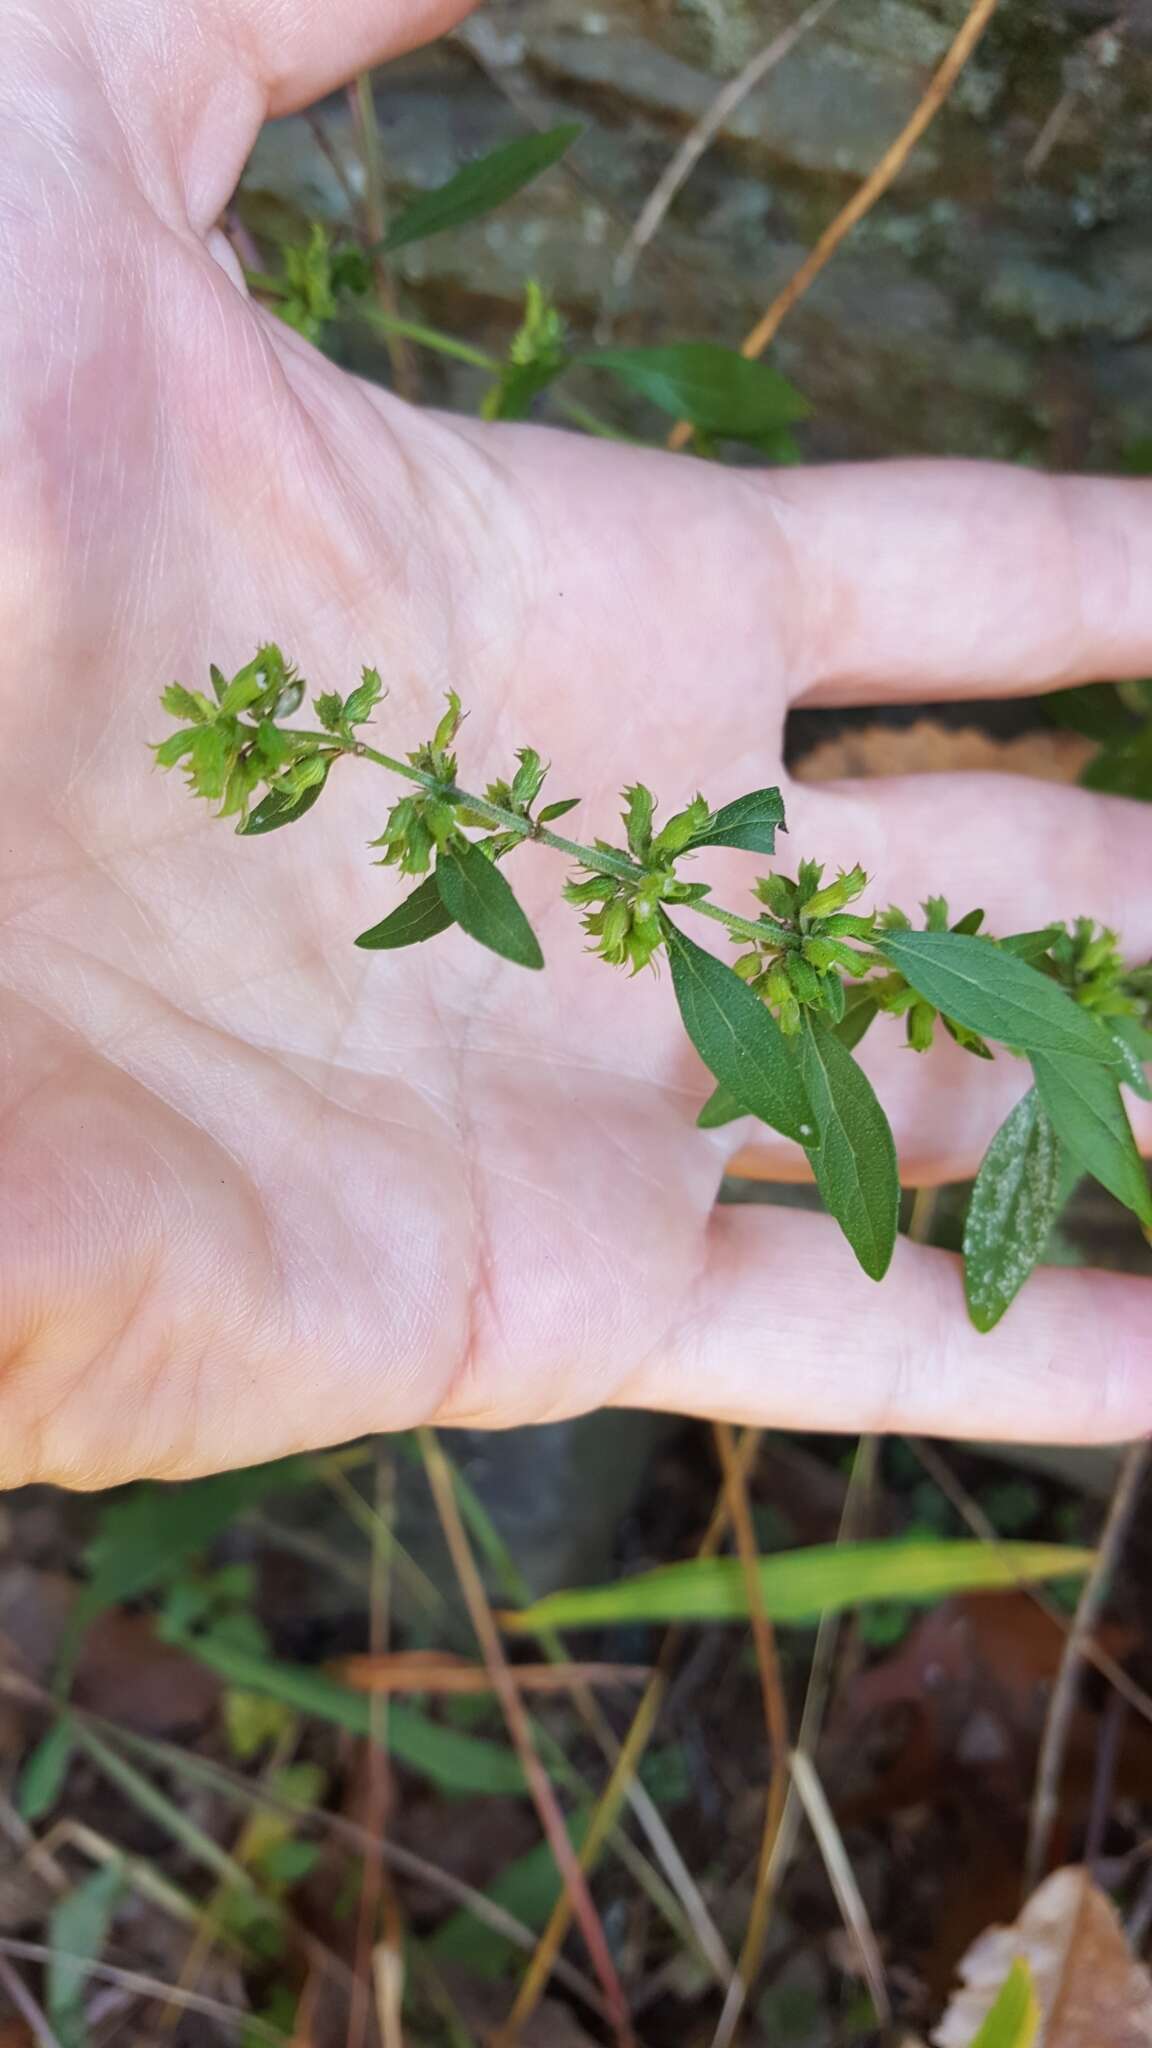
350 74 417 400
1026 1440 1151 1894
417 1428 634 2048
611 0 843 299
501 1431 763 2032
667 0 1002 448
0 1955 61 2048
350 1445 401 2048
331 1652 649 1695
754 1432 880 1940
788 1749 892 2026
707 1421 791 2048
373 1937 406 2048
0 1937 288 2042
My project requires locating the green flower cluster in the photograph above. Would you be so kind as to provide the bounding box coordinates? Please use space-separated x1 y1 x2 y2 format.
564 784 714 975
731 861 875 1034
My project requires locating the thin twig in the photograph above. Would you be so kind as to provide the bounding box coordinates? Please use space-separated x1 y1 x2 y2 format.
0 1953 62 2048
349 74 418 401
1025 1439 1151 1894
668 0 1003 448
417 1429 634 2048
708 1422 791 2048
788 1750 891 2024
1085 1688 1126 1875
611 0 843 304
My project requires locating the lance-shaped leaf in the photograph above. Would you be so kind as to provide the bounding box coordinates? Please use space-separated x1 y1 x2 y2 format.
240 767 330 836
697 1082 746 1129
580 343 809 439
380 126 581 255
1108 1015 1152 1100
436 841 543 969
689 785 786 856
963 1088 1064 1332
836 987 880 1051
798 1016 899 1281
1031 1051 1152 1226
356 875 455 950
663 920 815 1148
877 930 1121 1063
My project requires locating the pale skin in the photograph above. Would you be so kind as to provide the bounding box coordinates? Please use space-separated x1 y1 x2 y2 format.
2 0 1151 1490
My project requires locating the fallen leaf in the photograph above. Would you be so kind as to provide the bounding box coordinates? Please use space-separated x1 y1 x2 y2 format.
74 1610 220 1735
329 1650 648 1695
933 1866 1152 2046
826 1593 1146 1828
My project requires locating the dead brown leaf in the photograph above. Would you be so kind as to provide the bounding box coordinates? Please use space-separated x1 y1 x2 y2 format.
934 1866 1152 2047
329 1650 648 1695
825 1593 1147 1829
793 720 1093 787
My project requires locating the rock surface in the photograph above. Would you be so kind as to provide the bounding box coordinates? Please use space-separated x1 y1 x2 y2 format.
238 0 1152 461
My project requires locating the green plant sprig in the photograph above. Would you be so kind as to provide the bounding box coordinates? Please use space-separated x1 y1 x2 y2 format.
157 646 1152 1331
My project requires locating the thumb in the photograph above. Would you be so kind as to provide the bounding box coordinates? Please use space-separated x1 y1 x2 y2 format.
37 0 476 231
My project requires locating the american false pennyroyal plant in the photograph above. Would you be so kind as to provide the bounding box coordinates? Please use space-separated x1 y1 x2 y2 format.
157 646 1152 1332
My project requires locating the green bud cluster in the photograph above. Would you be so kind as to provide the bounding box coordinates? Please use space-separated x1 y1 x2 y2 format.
731 860 874 1034
564 783 717 975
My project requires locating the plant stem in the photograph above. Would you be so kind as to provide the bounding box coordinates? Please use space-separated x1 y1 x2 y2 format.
281 731 813 950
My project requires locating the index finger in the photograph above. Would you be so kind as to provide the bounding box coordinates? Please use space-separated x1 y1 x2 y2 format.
772 460 1152 707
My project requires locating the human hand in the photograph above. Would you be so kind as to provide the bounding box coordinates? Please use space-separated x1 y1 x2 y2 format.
2 0 1150 1488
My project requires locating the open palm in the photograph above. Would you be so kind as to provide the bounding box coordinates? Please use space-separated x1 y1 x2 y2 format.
3 0 1150 1488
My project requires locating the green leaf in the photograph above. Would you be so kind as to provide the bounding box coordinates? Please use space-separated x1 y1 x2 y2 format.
581 343 809 440
663 919 816 1148
240 766 330 836
998 927 1063 962
179 1634 526 1794
689 786 786 856
58 1461 313 1686
1043 682 1135 743
970 1959 1040 2048
1031 1051 1152 1226
355 875 456 950
1080 725 1152 802
48 1864 123 2048
835 988 880 1052
537 796 580 824
431 1808 594 1976
380 126 581 255
501 1539 1094 1634
963 1089 1064 1332
435 841 543 969
18 1716 75 1822
1109 1016 1152 1100
697 1082 747 1129
877 930 1120 1063
799 1016 899 1281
